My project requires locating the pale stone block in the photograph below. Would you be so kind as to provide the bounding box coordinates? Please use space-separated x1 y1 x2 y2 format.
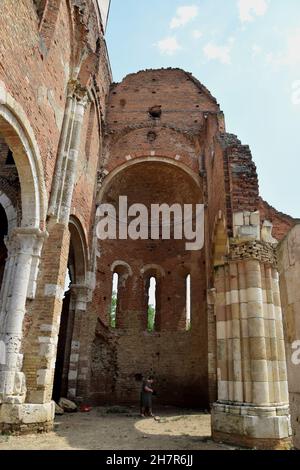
247 301 263 318
265 303 275 320
238 225 260 240
68 370 78 381
252 381 270 405
267 319 276 338
244 381 252 403
241 319 249 337
270 381 280 403
251 360 269 382
218 380 229 401
230 290 239 305
240 303 248 318
44 284 64 300
280 381 289 404
40 324 58 334
233 361 242 382
37 369 52 386
38 336 57 345
228 380 234 402
247 287 263 303
278 361 288 382
239 289 247 303
233 212 244 227
250 211 260 226
232 340 242 360
70 353 79 363
217 321 227 340
248 317 265 337
0 402 54 425
277 340 286 360
22 402 55 424
39 343 56 359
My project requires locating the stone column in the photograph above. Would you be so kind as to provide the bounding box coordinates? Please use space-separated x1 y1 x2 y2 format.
48 80 88 224
0 228 46 405
66 284 89 399
212 241 292 449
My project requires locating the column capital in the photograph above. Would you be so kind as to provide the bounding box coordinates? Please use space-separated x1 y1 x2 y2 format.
5 228 48 256
67 80 89 106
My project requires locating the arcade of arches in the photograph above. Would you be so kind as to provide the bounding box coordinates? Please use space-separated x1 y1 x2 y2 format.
0 0 299 451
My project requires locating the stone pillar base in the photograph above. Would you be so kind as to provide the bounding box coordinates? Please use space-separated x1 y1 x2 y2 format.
212 403 292 450
0 401 55 435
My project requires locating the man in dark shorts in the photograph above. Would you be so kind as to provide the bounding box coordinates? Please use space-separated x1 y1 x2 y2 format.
140 375 154 417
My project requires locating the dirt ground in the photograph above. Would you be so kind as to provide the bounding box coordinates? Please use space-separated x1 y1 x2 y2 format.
0 406 237 450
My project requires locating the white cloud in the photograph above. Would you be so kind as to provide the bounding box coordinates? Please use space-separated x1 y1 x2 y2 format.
192 29 203 39
267 29 300 67
203 42 232 65
252 44 262 57
170 6 198 29
291 80 300 106
156 37 182 56
238 0 269 23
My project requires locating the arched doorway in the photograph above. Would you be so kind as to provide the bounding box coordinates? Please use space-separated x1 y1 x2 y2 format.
0 86 46 407
93 158 208 407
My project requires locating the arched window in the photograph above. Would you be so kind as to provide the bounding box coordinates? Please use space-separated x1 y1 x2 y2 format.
186 274 191 330
110 272 119 328
147 276 156 332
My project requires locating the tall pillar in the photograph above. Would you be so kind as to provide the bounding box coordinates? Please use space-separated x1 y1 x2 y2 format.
0 228 46 405
0 228 54 432
66 284 89 399
48 80 88 224
212 241 292 449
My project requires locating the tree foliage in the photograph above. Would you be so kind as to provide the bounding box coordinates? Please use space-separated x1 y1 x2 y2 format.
147 304 155 332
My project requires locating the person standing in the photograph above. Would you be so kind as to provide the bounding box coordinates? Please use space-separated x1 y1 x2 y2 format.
140 375 154 417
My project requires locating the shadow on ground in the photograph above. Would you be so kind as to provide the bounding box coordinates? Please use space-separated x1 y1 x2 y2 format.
0 406 237 450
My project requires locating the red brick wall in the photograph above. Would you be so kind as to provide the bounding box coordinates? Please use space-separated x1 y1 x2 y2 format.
85 69 220 407
259 198 296 241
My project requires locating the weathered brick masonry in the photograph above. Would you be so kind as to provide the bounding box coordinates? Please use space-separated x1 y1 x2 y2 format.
0 0 299 450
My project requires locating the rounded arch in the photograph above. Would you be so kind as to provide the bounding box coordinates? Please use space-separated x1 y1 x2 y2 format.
111 260 133 277
97 156 201 204
141 264 165 278
68 215 89 285
0 190 17 235
0 83 47 228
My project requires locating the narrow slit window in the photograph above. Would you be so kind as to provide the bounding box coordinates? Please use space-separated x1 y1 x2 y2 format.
110 273 119 328
5 149 15 165
186 274 191 330
147 277 156 332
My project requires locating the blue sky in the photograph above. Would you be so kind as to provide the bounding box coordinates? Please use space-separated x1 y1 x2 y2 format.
106 0 300 218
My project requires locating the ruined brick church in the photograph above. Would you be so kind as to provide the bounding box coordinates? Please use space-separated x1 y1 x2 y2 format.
0 0 299 450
